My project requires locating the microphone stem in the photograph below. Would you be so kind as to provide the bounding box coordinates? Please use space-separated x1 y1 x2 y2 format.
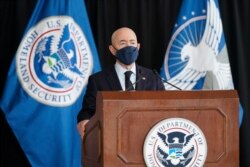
164 80 182 90
153 69 182 90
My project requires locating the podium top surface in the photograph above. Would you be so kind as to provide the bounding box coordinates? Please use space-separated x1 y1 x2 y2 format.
97 90 238 100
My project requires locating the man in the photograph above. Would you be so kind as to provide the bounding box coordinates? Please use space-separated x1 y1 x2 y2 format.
77 27 165 138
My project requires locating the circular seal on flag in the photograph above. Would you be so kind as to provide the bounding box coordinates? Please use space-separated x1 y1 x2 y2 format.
16 16 93 106
143 118 207 167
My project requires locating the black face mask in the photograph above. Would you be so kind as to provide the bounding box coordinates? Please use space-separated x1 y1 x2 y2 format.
115 46 139 65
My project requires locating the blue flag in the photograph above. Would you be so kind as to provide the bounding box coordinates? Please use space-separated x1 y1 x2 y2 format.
0 0 101 166
160 0 243 124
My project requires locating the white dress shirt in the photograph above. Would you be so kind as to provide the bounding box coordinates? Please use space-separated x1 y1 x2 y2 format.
115 62 136 90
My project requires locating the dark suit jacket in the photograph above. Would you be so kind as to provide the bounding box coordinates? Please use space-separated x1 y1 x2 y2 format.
77 64 165 122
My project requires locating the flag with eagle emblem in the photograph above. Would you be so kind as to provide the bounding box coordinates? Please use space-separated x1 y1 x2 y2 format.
160 0 243 125
0 0 101 166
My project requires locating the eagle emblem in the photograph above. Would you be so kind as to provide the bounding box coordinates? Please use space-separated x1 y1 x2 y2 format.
156 132 195 166
34 24 83 88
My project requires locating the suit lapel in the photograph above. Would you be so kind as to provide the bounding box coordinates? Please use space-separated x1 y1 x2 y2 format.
105 66 123 90
135 65 146 90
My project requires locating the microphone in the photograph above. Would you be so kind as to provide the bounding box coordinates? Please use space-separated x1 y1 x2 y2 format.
125 76 146 91
153 69 182 90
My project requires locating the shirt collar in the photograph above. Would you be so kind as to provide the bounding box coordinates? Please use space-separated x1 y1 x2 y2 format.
115 62 136 75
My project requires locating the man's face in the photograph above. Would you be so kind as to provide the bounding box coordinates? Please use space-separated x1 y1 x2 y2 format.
112 28 138 50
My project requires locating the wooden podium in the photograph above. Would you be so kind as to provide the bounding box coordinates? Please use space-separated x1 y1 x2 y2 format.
82 90 239 167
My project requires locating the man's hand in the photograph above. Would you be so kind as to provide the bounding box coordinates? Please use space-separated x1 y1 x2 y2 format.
77 120 89 139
